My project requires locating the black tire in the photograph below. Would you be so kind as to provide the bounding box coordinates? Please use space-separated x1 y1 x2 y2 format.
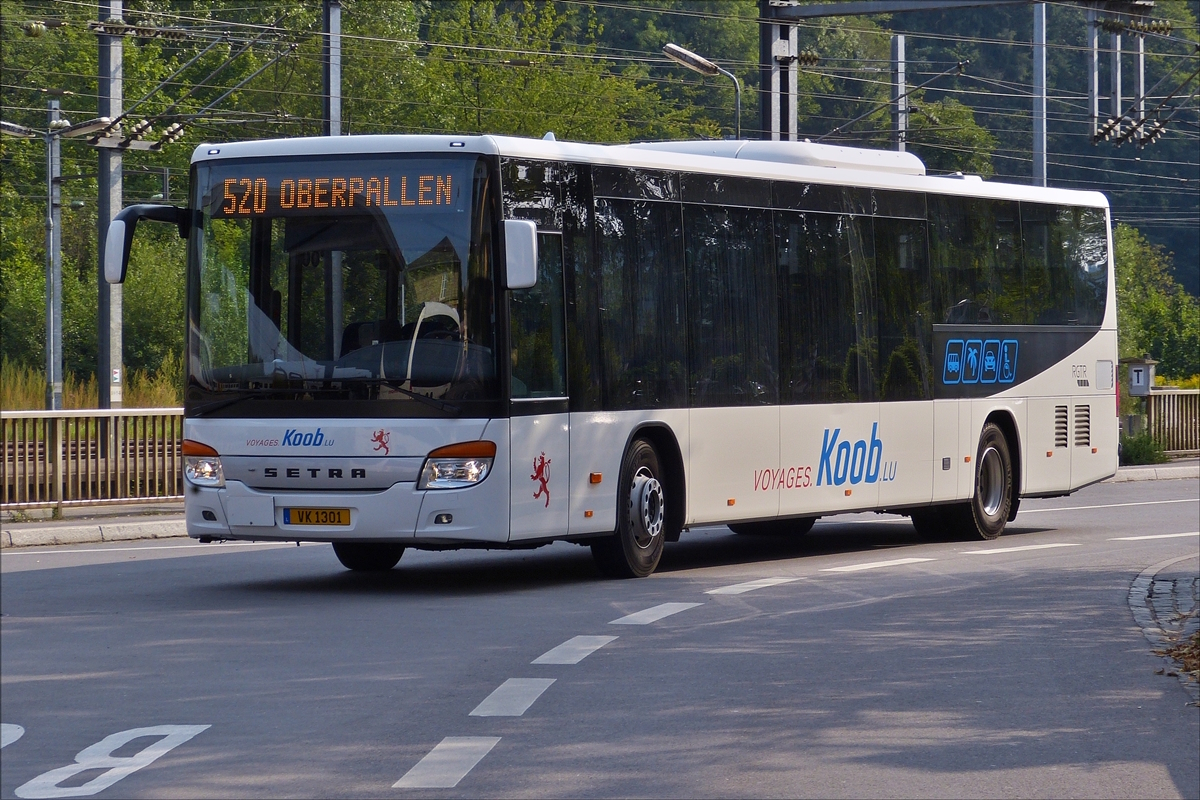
729 517 816 537
591 439 667 578
936 422 1012 542
964 422 1013 540
332 542 405 572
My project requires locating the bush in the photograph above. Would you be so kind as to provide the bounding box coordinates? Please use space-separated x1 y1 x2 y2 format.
1119 433 1169 466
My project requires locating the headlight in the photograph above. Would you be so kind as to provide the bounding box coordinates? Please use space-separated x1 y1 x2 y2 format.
183 439 224 487
418 440 496 490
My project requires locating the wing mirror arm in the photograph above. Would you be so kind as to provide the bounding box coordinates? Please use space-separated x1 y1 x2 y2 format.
104 204 189 284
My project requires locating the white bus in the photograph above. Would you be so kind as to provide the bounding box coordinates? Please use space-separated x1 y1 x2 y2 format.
105 134 1116 577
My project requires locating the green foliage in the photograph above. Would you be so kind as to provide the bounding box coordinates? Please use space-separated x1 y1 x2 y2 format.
907 96 996 176
1119 432 1169 466
1115 223 1200 378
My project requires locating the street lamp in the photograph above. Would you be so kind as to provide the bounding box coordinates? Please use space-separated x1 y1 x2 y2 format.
663 42 742 140
1 104 110 409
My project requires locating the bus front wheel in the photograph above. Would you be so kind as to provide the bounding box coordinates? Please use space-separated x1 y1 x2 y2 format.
332 542 405 572
592 438 666 578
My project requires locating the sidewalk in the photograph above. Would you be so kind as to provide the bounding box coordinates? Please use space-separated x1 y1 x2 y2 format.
2 460 1197 549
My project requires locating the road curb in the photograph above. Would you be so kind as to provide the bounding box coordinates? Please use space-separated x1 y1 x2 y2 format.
1 519 187 549
1128 553 1200 706
1106 464 1200 483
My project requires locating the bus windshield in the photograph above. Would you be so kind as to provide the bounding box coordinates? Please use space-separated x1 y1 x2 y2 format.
188 154 498 417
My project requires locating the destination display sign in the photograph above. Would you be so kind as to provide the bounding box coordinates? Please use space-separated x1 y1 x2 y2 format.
202 157 473 218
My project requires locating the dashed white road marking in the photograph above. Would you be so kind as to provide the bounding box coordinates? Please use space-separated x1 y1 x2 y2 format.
1019 498 1198 514
966 543 1081 555
532 635 617 665
393 736 500 789
0 723 24 749
819 557 934 573
610 602 702 625
469 678 555 717
1110 531 1199 541
706 577 801 595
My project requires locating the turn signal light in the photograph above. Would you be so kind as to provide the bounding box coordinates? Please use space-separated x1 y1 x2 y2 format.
183 439 219 456
427 440 497 459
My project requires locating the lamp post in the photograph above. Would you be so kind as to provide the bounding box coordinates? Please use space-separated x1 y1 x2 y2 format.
1 105 111 409
663 43 742 140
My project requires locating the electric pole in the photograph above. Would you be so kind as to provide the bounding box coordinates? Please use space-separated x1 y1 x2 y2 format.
97 0 123 408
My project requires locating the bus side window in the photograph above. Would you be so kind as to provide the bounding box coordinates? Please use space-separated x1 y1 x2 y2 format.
509 233 566 398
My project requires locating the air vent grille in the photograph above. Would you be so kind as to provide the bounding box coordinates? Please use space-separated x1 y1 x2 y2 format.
1075 405 1091 447
1054 405 1069 448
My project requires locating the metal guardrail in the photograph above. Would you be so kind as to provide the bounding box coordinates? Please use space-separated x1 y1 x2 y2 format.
1147 389 1200 455
2 408 184 510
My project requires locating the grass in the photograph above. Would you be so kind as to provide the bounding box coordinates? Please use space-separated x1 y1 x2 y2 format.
1 355 182 410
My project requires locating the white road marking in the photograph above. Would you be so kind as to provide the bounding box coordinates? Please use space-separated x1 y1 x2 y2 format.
966 543 1081 555
532 635 617 665
1 723 24 749
1019 498 1198 515
15 724 209 799
820 557 934 573
1110 531 1199 541
393 736 500 789
706 577 801 595
610 602 702 625
469 678 555 717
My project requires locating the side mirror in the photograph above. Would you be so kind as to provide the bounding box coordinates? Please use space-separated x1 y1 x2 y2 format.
104 204 189 284
503 219 538 290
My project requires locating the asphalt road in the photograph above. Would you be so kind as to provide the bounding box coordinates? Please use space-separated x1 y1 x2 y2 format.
2 479 1198 799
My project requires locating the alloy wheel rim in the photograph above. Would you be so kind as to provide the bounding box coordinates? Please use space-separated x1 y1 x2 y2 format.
629 467 664 549
978 445 1005 518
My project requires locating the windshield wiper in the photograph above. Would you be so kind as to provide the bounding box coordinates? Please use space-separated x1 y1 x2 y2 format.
189 395 257 417
370 380 461 415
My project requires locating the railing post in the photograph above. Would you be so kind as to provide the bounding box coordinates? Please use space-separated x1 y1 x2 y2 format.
50 414 63 517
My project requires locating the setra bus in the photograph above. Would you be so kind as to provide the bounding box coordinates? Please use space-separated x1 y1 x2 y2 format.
105 134 1117 577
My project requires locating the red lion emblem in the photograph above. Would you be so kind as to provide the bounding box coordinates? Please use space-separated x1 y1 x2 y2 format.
531 452 551 508
371 429 390 456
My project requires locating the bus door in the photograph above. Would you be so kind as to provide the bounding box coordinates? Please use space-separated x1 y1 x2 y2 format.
508 232 570 540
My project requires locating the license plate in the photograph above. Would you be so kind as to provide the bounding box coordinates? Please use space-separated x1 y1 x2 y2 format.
283 507 351 526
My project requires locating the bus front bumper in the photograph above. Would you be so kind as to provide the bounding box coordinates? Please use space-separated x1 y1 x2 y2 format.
185 478 509 544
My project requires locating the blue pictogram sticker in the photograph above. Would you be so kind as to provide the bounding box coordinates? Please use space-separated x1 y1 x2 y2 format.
980 340 1000 384
943 339 965 384
961 339 983 384
999 339 1018 383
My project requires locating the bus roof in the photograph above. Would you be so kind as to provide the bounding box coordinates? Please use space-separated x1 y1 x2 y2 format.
191 134 1109 209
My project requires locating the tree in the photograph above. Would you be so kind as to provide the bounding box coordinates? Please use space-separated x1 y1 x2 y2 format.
1114 223 1200 378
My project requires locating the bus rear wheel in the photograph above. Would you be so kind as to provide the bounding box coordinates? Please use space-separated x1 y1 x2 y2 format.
332 542 405 571
940 423 1013 541
592 438 667 579
729 517 816 537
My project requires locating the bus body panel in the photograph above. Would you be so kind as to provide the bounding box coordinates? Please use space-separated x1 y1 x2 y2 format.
878 401 935 509
567 409 689 536
509 412 569 540
185 418 491 461
777 402 882 519
932 400 960 502
690 406 781 525
417 418 511 544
